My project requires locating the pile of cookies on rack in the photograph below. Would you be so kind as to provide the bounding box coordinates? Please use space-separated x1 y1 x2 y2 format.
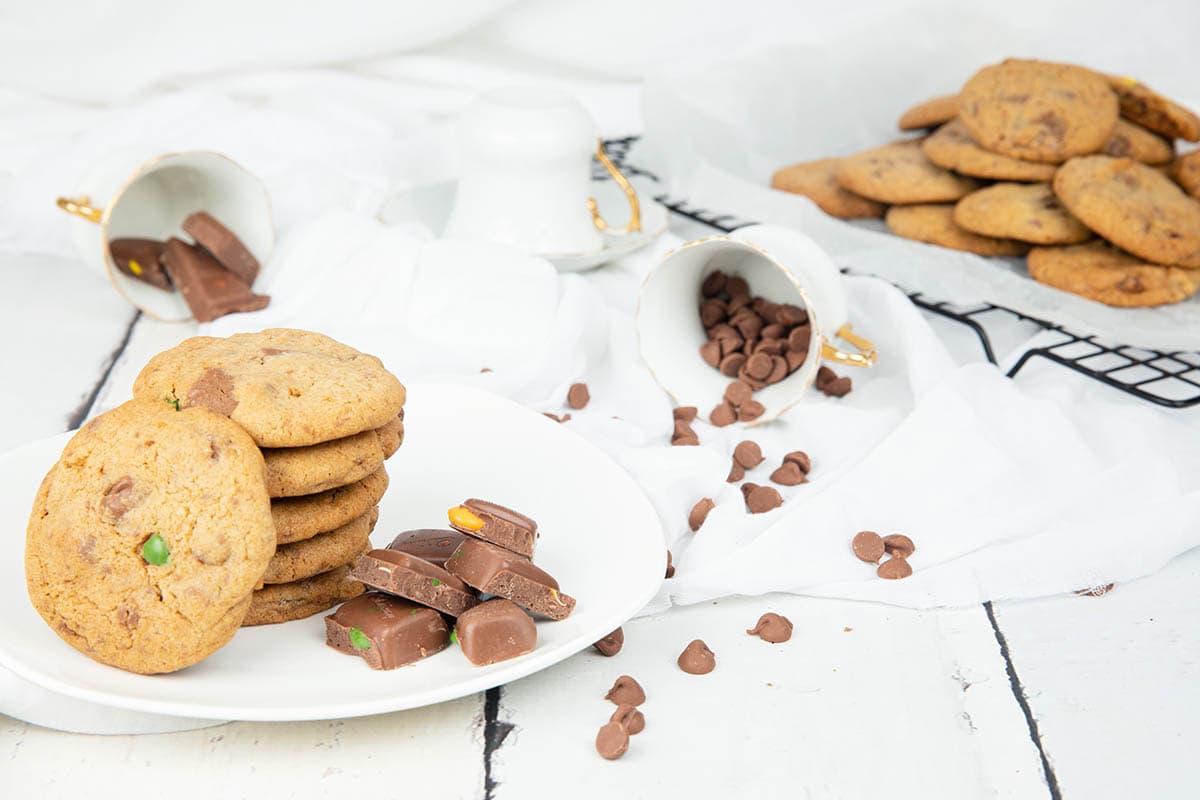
771 59 1200 308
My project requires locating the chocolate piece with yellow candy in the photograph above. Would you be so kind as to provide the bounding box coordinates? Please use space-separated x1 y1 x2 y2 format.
447 498 538 558
109 238 171 291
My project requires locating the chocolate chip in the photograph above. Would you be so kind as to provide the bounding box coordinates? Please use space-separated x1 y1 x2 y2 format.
719 353 747 377
593 628 624 657
700 340 722 367
724 381 753 407
737 400 765 421
672 406 698 423
726 462 745 483
671 419 699 446
688 498 715 532
605 675 646 706
610 703 645 735
678 639 716 674
816 365 836 388
882 534 915 559
788 326 812 353
596 720 630 760
708 323 738 340
701 270 727 298
665 550 675 579
736 365 767 391
783 451 811 474
761 323 786 340
718 335 745 357
102 476 135 520
770 461 806 486
741 482 783 513
755 338 785 356
186 367 237 416
822 376 852 397
726 276 749 298
567 382 590 409
746 612 793 643
877 556 912 580
852 531 885 563
732 440 764 469
710 402 737 427
745 352 773 380
785 349 807 372
777 305 808 326
765 355 789 384
727 294 750 314
699 299 728 328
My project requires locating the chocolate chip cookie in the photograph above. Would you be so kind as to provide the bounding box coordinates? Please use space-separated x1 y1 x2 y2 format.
242 565 364 626
897 94 959 131
1108 76 1200 142
770 158 886 218
922 119 1057 181
1169 150 1200 199
836 140 980 204
1028 241 1200 306
26 399 275 674
953 182 1093 245
261 413 402 498
1053 155 1200 267
271 466 389 544
1103 119 1174 165
885 204 1030 256
262 506 378 585
133 328 406 448
958 59 1118 163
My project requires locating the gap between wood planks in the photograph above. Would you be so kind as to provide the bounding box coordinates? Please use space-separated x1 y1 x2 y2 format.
66 310 140 429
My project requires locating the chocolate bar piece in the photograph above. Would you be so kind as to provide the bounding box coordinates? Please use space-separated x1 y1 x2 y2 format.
447 498 538 558
386 529 468 569
108 238 171 290
350 548 478 617
445 537 575 620
182 211 260 286
161 238 269 323
454 599 536 666
325 592 449 670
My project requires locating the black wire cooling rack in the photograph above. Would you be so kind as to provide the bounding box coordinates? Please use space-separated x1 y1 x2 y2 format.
598 136 1200 409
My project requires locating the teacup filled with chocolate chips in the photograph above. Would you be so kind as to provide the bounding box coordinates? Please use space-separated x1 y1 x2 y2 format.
636 224 876 425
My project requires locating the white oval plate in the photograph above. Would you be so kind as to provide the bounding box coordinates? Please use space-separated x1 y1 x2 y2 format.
0 383 665 721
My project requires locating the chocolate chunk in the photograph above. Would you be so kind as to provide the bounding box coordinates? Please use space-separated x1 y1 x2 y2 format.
699 339 722 367
567 382 590 410
701 270 727 297
788 325 812 353
747 612 793 643
783 451 812 474
185 367 238 416
386 529 467 569
770 462 806 486
102 476 135 520
610 704 645 735
455 598 537 666
741 482 783 514
351 549 479 617
448 498 538 558
719 352 747 377
604 674 646 705
445 537 575 620
672 406 698 423
737 400 765 422
665 549 675 578
877 556 913 580
595 721 630 760
678 639 716 674
733 440 764 469
593 627 624 657
182 211 260 286
108 238 170 290
852 531 885 563
161 238 269 323
325 592 450 670
709 401 737 427
688 498 715 532
882 534 916 559
671 419 700 446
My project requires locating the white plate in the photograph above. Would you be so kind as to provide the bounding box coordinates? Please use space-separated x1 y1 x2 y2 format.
377 178 668 273
0 383 665 721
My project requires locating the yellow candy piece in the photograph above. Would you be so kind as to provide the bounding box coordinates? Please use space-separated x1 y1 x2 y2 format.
448 505 484 531
128 258 143 276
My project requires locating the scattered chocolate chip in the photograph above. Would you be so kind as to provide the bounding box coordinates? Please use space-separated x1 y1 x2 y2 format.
678 639 716 674
701 270 727 297
726 461 745 483
882 534 915 559
732 440 764 469
665 550 675 579
688 498 715 532
816 365 836 388
567 383 590 409
783 451 812 474
724 381 753 407
737 400 765 421
596 721 629 761
673 406 698 423
877 556 913 580
710 402 737 427
593 628 624 657
741 482 783 514
700 340 722 367
671 419 700 446
605 675 646 706
852 531 885 563
822 376 852 397
770 462 806 486
610 703 645 735
746 612 793 643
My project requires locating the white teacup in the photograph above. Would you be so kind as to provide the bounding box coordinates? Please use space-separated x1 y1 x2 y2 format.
636 224 876 425
444 86 641 257
57 150 274 322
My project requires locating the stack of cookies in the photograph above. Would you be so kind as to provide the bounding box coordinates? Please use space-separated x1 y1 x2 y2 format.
772 58 1200 308
131 328 407 628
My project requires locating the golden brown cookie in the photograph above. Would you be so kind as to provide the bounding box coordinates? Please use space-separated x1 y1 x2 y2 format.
242 565 365 626
1028 242 1200 307
1169 151 1200 199
263 507 379 585
1109 75 1200 142
953 183 1093 245
26 399 275 674
885 204 1030 256
770 158 886 219
958 59 1118 163
897 94 959 131
922 119 1057 181
375 413 405 459
260 412 402 499
1102 119 1174 165
1053 155 1200 268
272 466 389 544
836 140 980 204
133 328 406 448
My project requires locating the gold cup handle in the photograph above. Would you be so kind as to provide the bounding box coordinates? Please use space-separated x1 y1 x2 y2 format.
57 196 104 224
820 323 877 368
587 138 642 235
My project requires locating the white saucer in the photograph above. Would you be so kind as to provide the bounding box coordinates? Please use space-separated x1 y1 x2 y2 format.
0 383 665 722
377 178 668 273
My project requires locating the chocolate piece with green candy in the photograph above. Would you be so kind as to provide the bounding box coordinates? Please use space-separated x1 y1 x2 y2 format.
445 537 575 620
325 592 449 670
109 238 171 291
350 548 478 617
455 599 537 666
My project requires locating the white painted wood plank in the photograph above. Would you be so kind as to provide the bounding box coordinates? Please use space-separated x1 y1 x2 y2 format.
497 593 1049 799
86 317 198 417
991 548 1200 800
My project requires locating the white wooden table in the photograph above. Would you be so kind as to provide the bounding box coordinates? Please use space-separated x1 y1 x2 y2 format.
1 235 1197 800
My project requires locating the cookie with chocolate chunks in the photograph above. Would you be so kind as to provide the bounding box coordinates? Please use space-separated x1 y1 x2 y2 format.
325 592 449 670
445 537 575 620
455 599 537 666
448 498 538 559
351 548 479 617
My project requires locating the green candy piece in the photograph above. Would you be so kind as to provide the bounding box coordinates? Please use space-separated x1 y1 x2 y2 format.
141 534 170 565
450 629 458 645
348 627 372 651
164 394 181 411
431 578 441 587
